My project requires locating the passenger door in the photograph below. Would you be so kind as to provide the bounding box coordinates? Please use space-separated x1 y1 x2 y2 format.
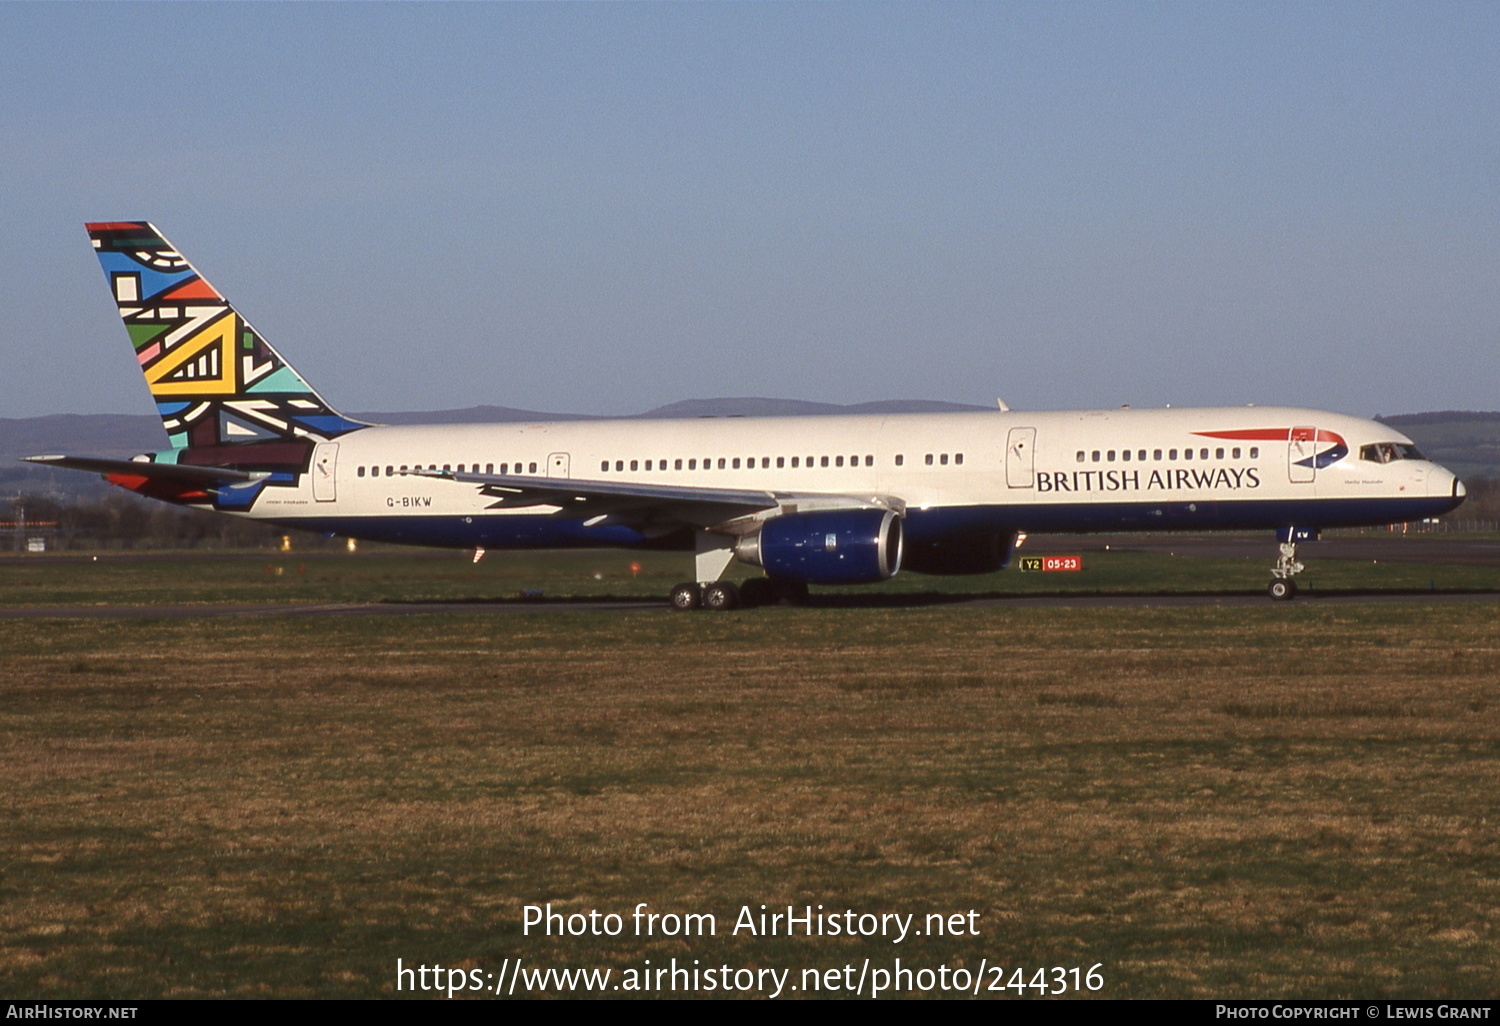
1289 426 1316 484
312 442 338 502
1006 427 1036 488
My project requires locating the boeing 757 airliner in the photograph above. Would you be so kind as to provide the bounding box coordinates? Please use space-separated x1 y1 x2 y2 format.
25 223 1467 608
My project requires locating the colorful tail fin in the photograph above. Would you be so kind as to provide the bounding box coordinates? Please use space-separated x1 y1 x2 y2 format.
86 222 366 450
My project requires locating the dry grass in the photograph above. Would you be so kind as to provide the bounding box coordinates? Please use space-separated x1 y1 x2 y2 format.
0 603 1497 997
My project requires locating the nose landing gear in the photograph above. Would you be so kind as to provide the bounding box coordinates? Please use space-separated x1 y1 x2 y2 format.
1268 529 1315 600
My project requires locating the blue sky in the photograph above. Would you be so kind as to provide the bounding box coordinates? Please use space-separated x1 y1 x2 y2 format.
3 2 1497 419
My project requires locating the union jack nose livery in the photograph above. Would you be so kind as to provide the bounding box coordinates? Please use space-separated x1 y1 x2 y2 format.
25 223 1468 606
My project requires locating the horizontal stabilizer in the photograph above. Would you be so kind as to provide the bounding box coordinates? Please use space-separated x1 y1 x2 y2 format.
23 454 270 488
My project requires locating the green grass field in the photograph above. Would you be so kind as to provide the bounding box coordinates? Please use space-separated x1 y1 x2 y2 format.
1 551 1497 998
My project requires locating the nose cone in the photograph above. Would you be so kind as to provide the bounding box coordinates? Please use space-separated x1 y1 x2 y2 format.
1435 468 1466 509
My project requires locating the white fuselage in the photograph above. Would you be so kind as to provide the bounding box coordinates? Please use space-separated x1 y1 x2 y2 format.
234 405 1462 556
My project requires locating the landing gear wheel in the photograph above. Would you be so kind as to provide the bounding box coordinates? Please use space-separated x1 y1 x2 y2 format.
670 582 702 611
701 581 741 611
1268 579 1298 601
769 579 810 606
738 578 773 608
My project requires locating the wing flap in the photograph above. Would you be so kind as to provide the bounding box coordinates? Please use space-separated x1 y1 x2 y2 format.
403 467 901 529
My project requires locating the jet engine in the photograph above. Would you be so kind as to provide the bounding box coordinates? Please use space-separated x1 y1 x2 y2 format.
735 509 903 585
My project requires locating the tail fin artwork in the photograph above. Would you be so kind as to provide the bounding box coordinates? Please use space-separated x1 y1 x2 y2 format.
35 223 372 510
85 222 366 449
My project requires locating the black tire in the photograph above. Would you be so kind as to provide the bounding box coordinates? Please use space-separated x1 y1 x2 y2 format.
738 578 773 608
670 582 701 611
701 581 740 611
769 578 810 606
1268 579 1297 601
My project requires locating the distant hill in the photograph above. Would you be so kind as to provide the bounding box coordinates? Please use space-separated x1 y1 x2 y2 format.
0 399 988 501
359 397 990 422
1375 411 1500 481
4 402 1496 501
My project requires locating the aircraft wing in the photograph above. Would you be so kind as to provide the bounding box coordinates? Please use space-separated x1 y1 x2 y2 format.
23 454 270 489
404 467 900 529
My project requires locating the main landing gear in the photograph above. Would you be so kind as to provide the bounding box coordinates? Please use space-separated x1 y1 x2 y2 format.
672 529 809 611
1267 530 1312 600
670 580 741 611
668 578 809 612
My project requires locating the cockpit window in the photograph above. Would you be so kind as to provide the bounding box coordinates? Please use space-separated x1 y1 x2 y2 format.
1360 442 1426 464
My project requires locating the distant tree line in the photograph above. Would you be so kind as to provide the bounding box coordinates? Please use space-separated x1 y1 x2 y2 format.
0 493 341 552
1457 477 1500 520
4 479 1498 552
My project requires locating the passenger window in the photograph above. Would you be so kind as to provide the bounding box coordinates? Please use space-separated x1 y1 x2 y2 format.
791 457 799 468
1121 450 1131 462
1091 451 1100 463
866 455 874 466
357 466 365 478
1215 448 1225 460
1138 450 1146 461
528 462 537 473
1184 449 1193 460
688 459 697 470
486 464 493 474
732 458 741 469
1107 450 1116 462
630 460 638 471
940 453 948 465
777 457 785 468
836 456 844 467
717 458 726 469
1200 448 1208 460
674 459 682 470
1077 451 1085 463
1153 449 1162 460
895 454 903 466
1250 447 1259 458
820 456 828 467
954 453 963 465
925 454 934 466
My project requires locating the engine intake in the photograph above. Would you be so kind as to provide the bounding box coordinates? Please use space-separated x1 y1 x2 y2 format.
735 509 903 585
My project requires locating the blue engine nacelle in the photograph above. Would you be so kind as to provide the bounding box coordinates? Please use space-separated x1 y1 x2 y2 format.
735 509 903 585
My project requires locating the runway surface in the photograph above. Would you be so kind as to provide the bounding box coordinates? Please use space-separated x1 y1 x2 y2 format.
2 534 1497 618
2 589 1498 619
1021 532 1500 566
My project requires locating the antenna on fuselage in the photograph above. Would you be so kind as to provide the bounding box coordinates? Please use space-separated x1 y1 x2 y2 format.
996 398 1010 412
